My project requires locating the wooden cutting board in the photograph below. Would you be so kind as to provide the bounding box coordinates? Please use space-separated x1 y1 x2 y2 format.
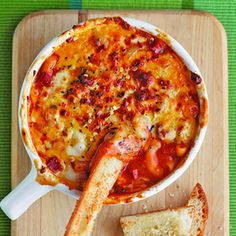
11 10 229 236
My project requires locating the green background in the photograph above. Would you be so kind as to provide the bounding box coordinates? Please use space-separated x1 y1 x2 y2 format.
0 0 235 235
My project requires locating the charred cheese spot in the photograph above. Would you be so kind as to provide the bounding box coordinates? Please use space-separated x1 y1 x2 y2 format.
28 17 201 195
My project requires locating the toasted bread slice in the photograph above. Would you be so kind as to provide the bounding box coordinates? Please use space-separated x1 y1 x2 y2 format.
187 183 208 236
65 156 123 236
120 206 195 236
65 124 150 236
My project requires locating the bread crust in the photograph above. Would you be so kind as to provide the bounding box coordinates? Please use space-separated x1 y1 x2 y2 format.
187 183 209 236
120 183 208 236
65 156 123 236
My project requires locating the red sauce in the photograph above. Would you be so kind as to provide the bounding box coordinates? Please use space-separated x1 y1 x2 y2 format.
110 140 181 194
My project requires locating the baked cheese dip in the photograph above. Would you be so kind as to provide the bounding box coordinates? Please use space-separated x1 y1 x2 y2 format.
27 17 204 197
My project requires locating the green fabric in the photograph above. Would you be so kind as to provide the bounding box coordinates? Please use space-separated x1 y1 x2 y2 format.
0 0 235 235
191 2 236 235
82 0 182 9
0 2 71 235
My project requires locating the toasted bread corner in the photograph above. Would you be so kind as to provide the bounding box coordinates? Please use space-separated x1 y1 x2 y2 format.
187 183 208 236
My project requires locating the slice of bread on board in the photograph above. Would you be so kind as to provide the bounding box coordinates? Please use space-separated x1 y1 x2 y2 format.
187 183 208 236
120 206 195 236
120 183 208 236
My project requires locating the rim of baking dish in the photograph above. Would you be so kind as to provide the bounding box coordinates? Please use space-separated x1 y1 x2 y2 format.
18 17 208 204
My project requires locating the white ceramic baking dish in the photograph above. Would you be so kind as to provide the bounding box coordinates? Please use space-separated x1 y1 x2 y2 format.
0 17 208 220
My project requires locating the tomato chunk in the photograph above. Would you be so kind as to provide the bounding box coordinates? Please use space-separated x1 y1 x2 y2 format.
46 156 62 173
35 54 58 87
132 169 139 180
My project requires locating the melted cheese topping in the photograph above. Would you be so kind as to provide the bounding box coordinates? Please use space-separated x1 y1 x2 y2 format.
28 17 200 194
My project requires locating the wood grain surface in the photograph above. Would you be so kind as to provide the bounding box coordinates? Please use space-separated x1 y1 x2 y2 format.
11 10 228 236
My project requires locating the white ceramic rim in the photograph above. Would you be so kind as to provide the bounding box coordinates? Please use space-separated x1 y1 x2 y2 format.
18 17 208 204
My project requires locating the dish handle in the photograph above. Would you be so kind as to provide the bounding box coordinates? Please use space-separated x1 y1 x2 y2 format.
0 168 52 220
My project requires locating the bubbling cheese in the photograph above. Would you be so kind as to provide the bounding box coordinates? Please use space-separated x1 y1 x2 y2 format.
66 129 87 157
28 17 201 194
